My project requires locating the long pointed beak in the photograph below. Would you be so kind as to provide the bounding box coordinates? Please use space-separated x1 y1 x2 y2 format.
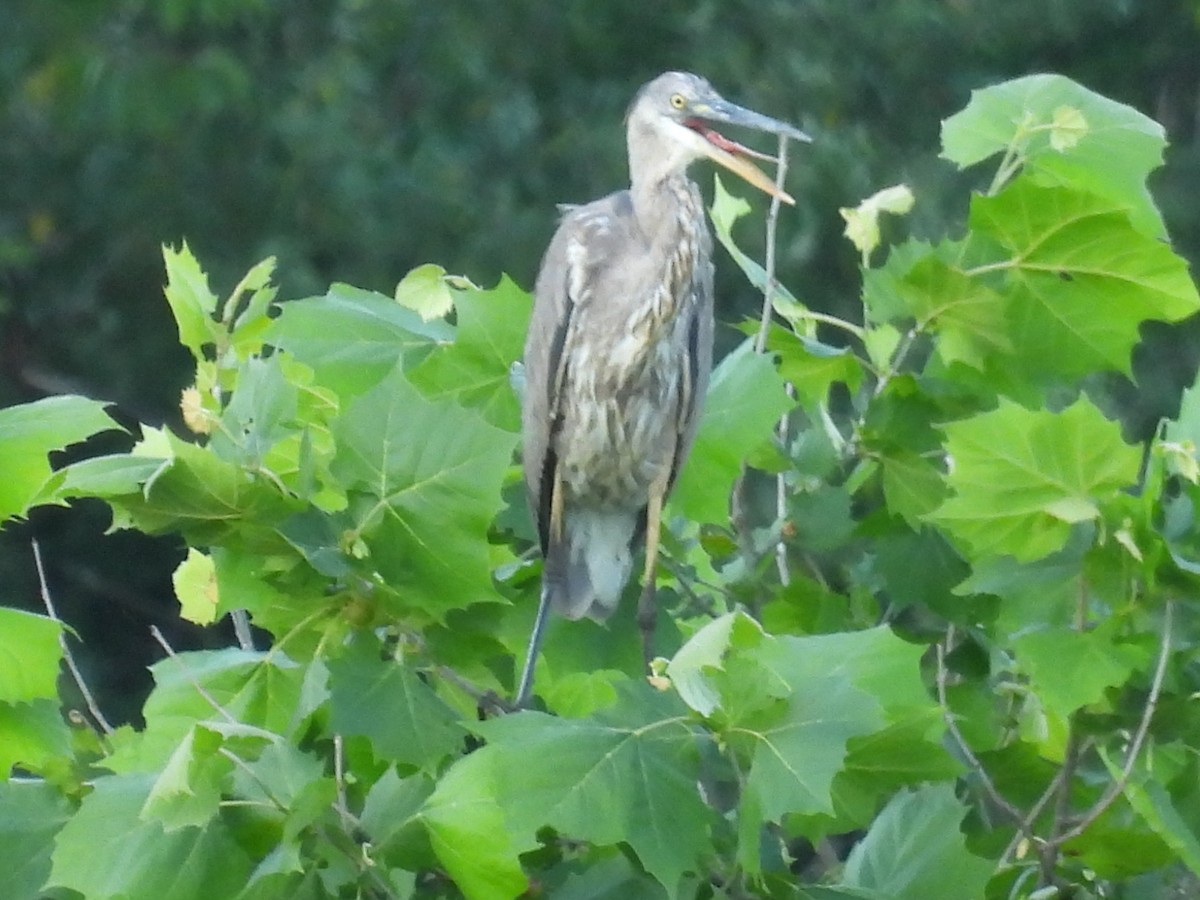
688 96 811 205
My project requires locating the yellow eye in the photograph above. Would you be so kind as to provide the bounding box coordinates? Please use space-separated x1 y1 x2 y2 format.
669 93 686 110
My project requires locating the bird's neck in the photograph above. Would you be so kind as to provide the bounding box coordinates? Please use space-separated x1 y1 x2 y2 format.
629 171 703 245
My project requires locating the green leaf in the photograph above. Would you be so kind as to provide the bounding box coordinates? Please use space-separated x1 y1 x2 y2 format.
361 767 435 858
48 773 254 900
1104 749 1200 877
394 262 456 321
0 608 63 704
898 256 1011 370
266 283 452 399
941 73 1167 235
0 699 71 776
332 367 518 618
0 395 122 521
710 174 813 328
1013 621 1148 722
141 724 232 830
408 276 532 432
163 242 220 358
969 180 1199 380
428 691 712 897
930 398 1140 560
421 752 531 900
0 780 72 900
173 548 219 626
767 326 864 406
327 633 465 772
671 341 793 523
841 784 991 900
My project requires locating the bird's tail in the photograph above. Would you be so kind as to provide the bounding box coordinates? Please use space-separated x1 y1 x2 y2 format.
543 508 637 621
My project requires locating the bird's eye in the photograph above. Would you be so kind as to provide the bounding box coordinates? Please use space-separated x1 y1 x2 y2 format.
669 93 686 110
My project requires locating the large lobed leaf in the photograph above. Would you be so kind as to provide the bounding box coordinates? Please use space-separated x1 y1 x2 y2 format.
0 395 123 522
671 341 794 524
930 397 1140 560
332 367 518 618
422 689 711 899
968 180 1200 381
408 276 531 433
941 73 1167 236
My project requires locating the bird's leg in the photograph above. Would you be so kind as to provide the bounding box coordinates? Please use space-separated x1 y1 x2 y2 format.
515 583 552 708
515 471 565 708
637 480 667 668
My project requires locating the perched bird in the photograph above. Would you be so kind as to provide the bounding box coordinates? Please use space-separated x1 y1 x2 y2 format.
517 71 808 705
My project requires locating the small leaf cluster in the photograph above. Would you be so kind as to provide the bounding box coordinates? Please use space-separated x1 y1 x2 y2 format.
2 73 1200 899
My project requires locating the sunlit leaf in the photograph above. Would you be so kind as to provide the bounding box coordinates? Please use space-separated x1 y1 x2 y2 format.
173 549 218 626
266 284 451 398
408 276 531 432
941 73 1167 235
394 263 456 321
930 398 1140 560
0 608 63 704
163 242 220 358
968 180 1199 380
0 395 122 521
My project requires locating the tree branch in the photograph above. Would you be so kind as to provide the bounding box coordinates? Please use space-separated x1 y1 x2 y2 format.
32 539 115 736
1049 600 1174 848
936 635 1026 825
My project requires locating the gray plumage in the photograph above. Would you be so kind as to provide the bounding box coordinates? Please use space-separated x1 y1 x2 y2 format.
516 72 808 705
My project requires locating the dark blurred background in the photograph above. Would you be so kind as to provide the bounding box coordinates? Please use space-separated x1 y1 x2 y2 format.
3 0 1200 725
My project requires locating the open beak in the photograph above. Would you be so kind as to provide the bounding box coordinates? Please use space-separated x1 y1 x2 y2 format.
685 96 811 205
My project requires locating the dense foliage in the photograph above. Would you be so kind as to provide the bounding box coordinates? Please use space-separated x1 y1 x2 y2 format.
5 72 1200 899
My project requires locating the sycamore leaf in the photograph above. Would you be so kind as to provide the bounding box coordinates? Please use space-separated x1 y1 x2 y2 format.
48 773 253 900
421 753 531 900
0 608 63 704
0 699 72 775
930 398 1140 560
1102 749 1200 877
671 342 794 523
0 395 123 521
162 242 220 358
173 549 219 626
941 73 1167 236
1013 621 1148 722
767 326 864 406
327 634 465 772
140 725 232 831
332 368 517 618
266 284 452 399
425 690 711 898
968 180 1199 381
394 263 455 321
839 184 914 258
407 276 532 432
0 780 72 900
841 783 991 900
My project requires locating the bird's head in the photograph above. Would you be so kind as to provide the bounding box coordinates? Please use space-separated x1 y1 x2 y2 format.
627 71 810 204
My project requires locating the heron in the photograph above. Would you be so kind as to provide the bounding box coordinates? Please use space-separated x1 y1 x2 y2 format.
516 71 809 706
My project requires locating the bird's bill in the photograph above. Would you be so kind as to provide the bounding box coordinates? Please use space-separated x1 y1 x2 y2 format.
687 96 811 206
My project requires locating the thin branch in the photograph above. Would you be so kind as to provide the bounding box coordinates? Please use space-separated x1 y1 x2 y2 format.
149 625 239 724
1049 600 1174 848
753 134 791 354
936 636 1026 825
32 539 115 736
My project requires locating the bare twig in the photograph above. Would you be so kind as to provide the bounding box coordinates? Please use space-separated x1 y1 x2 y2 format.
31 539 115 736
149 625 239 725
754 134 791 354
936 635 1026 825
1049 600 1174 848
231 609 255 651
